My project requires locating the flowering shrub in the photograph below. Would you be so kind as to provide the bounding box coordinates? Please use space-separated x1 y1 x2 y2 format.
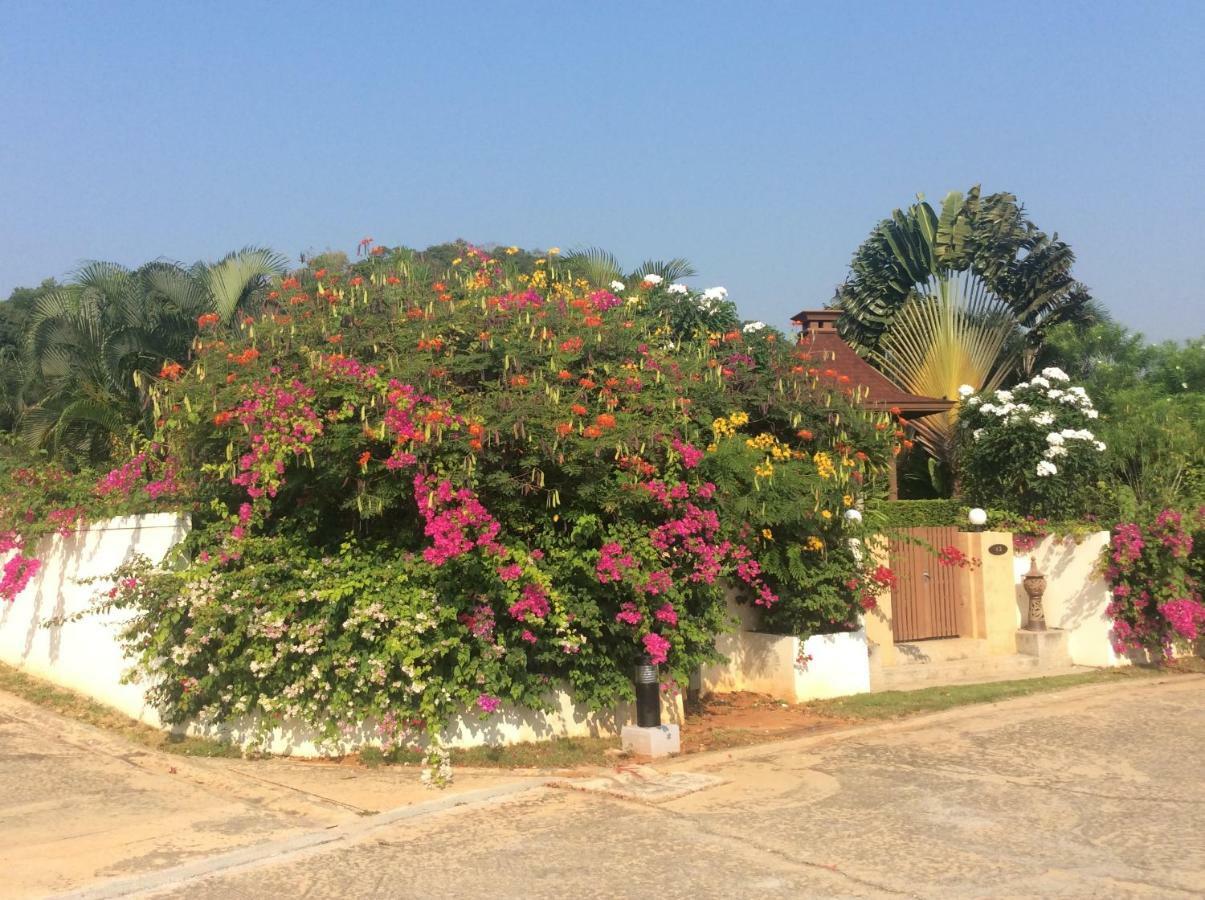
1102 507 1204 657
0 440 182 601
956 368 1106 518
3 243 901 755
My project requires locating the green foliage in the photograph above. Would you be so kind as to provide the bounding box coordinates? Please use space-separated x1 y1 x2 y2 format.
838 185 1095 355
34 245 901 749
956 373 1107 519
1037 321 1205 517
881 499 966 528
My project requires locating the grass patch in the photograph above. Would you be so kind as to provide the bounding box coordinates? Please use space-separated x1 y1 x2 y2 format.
0 661 241 758
805 667 1166 721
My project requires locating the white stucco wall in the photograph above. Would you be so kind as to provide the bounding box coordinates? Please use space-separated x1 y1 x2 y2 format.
0 514 683 754
701 589 871 704
1013 531 1130 667
0 513 190 726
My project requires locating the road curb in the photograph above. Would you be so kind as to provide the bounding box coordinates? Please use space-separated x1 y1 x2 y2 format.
52 780 546 899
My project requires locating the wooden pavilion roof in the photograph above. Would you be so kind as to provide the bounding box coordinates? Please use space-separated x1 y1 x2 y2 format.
789 309 955 419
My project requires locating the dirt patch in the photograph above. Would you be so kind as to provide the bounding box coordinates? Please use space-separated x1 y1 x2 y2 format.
680 691 845 753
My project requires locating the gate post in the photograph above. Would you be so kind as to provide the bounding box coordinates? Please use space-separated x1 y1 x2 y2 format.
962 530 1019 655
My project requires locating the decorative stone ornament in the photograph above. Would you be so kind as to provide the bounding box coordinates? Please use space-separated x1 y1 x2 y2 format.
1022 557 1048 631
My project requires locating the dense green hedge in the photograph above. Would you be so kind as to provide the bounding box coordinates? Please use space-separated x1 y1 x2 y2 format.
881 499 967 528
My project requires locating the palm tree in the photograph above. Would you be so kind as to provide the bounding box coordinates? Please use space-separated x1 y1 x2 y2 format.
837 187 1096 362
835 189 1097 490
19 248 286 460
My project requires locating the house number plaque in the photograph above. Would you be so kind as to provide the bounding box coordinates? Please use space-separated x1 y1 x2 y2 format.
988 543 1008 556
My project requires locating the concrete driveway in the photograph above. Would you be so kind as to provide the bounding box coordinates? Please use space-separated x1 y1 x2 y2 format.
3 675 1202 898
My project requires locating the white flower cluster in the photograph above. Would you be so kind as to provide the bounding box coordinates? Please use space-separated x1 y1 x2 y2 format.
641 273 663 285
743 321 766 333
609 280 626 292
962 371 1105 480
693 286 729 312
666 283 689 295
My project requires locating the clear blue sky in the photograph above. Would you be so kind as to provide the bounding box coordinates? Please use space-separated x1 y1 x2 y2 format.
2 0 1202 340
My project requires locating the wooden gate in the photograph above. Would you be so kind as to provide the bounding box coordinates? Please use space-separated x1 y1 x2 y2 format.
888 526 962 642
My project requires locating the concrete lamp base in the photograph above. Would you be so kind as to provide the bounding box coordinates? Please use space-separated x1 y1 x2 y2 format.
1016 628 1071 668
621 724 681 758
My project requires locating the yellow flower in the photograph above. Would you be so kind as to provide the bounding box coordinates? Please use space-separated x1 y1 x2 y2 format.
761 528 773 540
706 443 718 453
843 494 853 507
451 258 462 266
805 536 824 552
547 247 560 255
754 461 774 478
505 246 519 255
813 451 836 480
535 259 546 266
821 510 833 520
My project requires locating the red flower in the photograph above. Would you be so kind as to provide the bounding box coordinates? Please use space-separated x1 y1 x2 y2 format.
197 312 220 328
158 361 184 380
358 451 371 468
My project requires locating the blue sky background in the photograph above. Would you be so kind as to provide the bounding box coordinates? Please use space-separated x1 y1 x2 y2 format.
2 0 1202 339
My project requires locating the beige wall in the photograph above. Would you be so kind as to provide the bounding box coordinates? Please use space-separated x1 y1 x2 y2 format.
1014 532 1128 667
965 530 1021 656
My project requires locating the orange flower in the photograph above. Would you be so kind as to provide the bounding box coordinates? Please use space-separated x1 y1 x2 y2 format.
289 293 308 306
468 423 485 438
889 406 902 416
313 268 327 279
197 312 220 328
559 337 583 353
555 422 573 437
350 276 364 287
281 277 301 290
579 377 596 389
358 451 371 468
570 403 588 416
584 315 603 328
557 369 573 381
510 374 530 387
604 377 619 389
478 331 491 342
386 275 401 285
213 411 233 427
469 438 483 451
267 290 280 300
326 334 342 344
159 361 184 380
583 425 603 439
226 373 236 384
594 413 617 430
797 429 814 441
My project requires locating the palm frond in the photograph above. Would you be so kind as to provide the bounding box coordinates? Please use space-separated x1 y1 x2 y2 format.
631 257 697 282
871 270 1019 465
560 247 623 287
204 246 290 323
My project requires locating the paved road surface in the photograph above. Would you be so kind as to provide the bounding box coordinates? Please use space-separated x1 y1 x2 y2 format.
2 676 1202 898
